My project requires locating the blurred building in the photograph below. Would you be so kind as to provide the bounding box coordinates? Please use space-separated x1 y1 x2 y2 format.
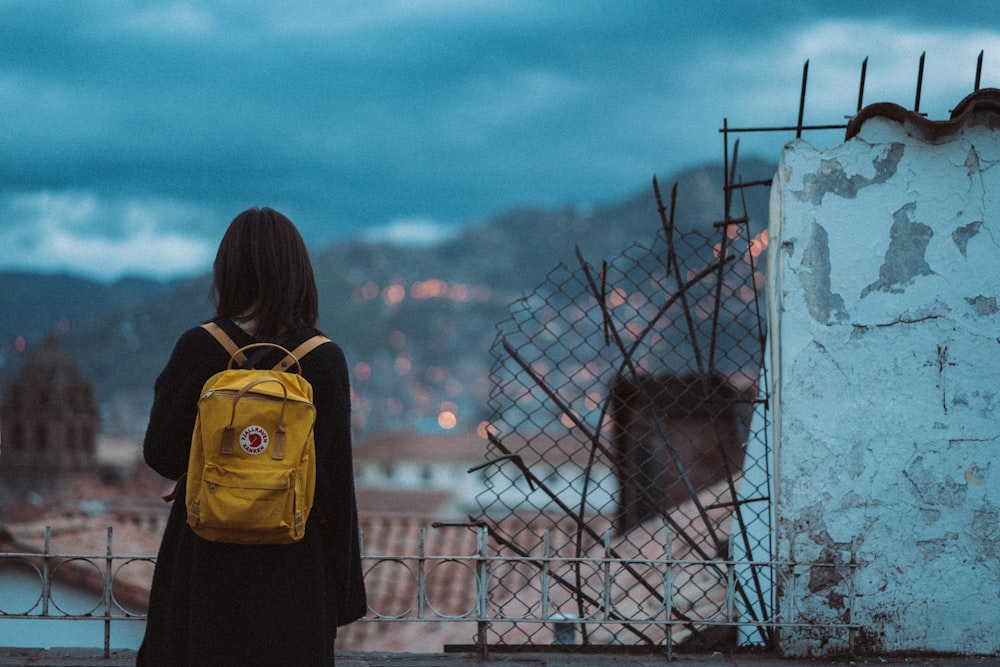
0 332 100 496
354 430 488 518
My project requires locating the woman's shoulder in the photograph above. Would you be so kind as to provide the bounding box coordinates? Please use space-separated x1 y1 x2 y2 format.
283 325 345 372
161 323 228 369
302 329 346 363
174 322 218 350
285 323 337 349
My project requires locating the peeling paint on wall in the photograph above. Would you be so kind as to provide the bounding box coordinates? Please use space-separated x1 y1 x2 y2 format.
792 143 904 205
964 461 986 485
970 502 1000 555
767 110 1000 656
965 294 998 316
952 220 982 256
965 146 981 176
861 203 934 298
903 454 966 508
799 222 848 323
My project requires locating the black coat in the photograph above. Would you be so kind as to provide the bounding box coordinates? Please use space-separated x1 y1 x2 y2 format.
137 320 367 666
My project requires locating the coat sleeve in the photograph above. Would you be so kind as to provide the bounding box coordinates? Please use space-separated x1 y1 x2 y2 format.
143 327 221 480
308 341 368 626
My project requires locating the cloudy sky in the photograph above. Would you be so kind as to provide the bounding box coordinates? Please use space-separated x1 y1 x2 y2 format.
1 1 996 281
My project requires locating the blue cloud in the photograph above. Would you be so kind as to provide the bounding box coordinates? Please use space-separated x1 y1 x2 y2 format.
0 1 995 280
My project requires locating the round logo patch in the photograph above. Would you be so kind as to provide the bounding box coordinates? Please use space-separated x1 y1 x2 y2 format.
240 425 269 455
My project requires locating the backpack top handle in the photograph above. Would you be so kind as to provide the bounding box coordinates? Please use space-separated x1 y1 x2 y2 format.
202 322 329 373
229 343 302 374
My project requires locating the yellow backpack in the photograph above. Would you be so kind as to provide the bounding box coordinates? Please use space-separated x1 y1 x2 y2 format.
184 322 329 544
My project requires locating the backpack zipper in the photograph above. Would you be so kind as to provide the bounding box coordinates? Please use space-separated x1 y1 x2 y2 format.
202 388 316 411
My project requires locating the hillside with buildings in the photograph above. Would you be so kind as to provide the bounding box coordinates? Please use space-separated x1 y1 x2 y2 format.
1 159 772 443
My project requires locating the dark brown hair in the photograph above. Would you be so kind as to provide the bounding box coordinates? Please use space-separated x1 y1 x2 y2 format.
211 207 319 341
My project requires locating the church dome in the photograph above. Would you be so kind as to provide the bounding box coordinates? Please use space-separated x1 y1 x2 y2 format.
1 331 99 478
11 331 90 389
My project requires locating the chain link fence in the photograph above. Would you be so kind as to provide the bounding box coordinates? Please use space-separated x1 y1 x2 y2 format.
471 170 772 650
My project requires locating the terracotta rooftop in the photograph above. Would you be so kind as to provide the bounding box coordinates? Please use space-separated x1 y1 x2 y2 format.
353 428 620 469
846 87 1000 141
339 513 482 652
356 488 456 516
355 430 488 463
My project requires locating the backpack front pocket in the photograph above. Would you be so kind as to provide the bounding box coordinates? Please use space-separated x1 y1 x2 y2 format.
188 464 297 542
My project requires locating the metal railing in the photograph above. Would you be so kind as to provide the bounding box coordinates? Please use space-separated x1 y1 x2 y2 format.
0 525 862 659
0 527 152 657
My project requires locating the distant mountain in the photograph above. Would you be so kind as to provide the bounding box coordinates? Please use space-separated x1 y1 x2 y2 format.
0 272 173 346
0 159 775 438
329 157 772 293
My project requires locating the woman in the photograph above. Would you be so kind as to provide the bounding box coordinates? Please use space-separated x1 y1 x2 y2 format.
138 207 367 665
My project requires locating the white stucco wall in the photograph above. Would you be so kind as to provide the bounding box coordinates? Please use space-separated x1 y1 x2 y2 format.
767 113 1000 656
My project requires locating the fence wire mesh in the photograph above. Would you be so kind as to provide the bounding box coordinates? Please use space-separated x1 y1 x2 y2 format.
472 169 772 650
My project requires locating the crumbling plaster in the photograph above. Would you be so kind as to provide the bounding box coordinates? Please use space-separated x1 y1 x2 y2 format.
766 113 1000 657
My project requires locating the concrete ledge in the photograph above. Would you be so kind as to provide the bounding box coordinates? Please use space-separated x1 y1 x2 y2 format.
0 648 997 667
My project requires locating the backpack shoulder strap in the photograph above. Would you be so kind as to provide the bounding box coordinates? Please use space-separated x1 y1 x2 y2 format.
201 322 248 367
272 335 331 372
